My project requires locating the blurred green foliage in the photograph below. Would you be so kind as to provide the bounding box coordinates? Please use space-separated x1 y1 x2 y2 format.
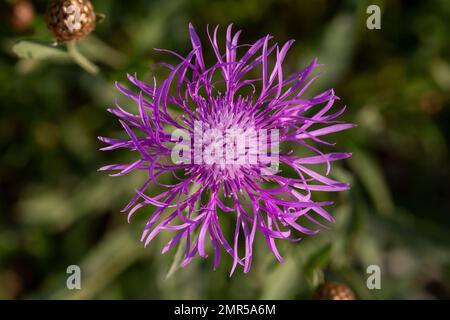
0 0 449 299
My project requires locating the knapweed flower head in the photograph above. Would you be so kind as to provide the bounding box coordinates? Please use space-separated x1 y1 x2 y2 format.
99 23 354 274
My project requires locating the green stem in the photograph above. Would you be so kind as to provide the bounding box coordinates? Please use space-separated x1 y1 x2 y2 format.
66 42 99 75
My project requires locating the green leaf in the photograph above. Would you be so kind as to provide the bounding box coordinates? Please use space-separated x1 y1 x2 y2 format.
349 148 395 216
304 243 333 286
318 14 355 83
260 257 302 299
165 238 186 280
304 243 333 274
12 41 100 75
12 41 70 61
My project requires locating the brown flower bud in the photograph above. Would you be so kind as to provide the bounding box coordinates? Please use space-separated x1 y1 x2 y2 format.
45 0 96 42
313 282 355 300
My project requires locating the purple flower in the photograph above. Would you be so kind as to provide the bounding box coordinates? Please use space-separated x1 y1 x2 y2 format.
99 23 354 274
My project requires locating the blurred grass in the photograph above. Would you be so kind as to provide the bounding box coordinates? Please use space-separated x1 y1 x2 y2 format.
0 0 449 300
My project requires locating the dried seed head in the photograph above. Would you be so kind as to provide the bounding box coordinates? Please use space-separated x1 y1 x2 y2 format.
45 0 96 42
313 282 356 300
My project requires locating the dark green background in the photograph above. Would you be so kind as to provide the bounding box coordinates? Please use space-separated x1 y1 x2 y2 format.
0 0 449 299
